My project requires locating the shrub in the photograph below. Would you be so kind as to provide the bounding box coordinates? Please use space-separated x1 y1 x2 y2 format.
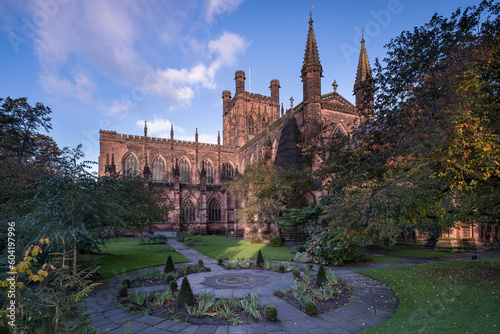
164 255 174 273
293 269 301 279
304 301 317 315
256 249 264 267
273 289 284 297
290 244 306 254
306 228 367 265
198 259 204 267
122 278 131 288
251 235 263 244
316 264 326 288
117 285 128 298
278 265 285 273
217 258 224 265
269 236 282 247
265 305 277 321
169 280 178 291
307 264 314 271
178 277 194 306
166 274 175 283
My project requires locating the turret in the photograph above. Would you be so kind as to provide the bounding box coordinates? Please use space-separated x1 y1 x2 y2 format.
235 70 246 95
222 90 231 113
270 79 280 121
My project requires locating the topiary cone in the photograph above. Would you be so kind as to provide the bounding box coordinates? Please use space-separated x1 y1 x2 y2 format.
316 263 326 287
256 249 264 266
164 255 174 273
178 277 194 306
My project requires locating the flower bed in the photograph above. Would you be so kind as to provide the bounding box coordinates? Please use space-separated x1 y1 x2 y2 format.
273 266 350 315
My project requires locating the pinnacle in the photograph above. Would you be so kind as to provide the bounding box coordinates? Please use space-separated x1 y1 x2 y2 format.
301 16 322 75
355 38 371 85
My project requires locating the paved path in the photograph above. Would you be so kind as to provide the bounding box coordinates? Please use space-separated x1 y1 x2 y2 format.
86 240 497 334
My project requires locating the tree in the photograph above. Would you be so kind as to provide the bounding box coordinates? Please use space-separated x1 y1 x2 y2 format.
227 160 314 236
20 145 163 278
0 97 61 222
0 238 99 334
307 1 499 262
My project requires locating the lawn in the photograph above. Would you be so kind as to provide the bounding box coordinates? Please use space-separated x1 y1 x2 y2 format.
360 259 500 333
368 256 406 263
186 235 295 261
93 238 188 279
385 248 454 259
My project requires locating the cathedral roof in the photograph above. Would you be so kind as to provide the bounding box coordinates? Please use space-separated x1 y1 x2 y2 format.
301 17 322 76
355 37 372 85
274 111 309 169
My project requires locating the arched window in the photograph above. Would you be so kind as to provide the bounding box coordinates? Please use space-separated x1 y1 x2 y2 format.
124 154 138 177
222 162 234 180
181 197 196 222
248 115 256 135
203 160 214 184
208 198 221 222
179 158 190 183
152 156 166 181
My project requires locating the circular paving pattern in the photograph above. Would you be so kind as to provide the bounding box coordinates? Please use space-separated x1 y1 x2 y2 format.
203 274 271 289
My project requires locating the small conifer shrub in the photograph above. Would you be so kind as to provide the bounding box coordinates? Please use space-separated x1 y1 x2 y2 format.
293 269 301 279
117 285 128 298
164 255 174 273
256 249 264 267
166 274 175 283
122 278 131 288
217 258 224 265
265 305 277 321
178 277 194 306
307 264 314 271
316 263 326 287
198 259 204 267
169 280 178 291
278 265 285 273
304 301 317 315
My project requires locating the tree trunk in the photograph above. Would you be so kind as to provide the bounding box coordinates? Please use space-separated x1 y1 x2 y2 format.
73 241 78 281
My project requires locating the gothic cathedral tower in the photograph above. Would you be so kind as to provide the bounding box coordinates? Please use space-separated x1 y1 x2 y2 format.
301 15 323 130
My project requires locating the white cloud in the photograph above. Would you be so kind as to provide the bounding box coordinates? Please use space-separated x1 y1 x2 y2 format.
208 31 248 70
150 32 247 109
206 0 245 24
136 117 185 139
16 1 247 115
177 133 218 144
40 70 95 103
136 117 217 144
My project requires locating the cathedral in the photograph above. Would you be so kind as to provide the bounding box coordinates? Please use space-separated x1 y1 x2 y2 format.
99 15 500 250
99 16 371 236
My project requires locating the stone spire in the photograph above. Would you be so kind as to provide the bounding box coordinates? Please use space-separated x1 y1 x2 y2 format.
170 124 174 140
355 35 372 87
301 16 322 76
144 121 148 137
195 127 198 142
301 13 322 126
354 34 374 112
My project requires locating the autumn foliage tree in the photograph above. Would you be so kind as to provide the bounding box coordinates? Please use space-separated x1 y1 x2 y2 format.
227 160 314 236
309 1 499 260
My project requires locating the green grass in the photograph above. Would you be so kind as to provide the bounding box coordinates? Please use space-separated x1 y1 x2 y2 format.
368 256 406 263
360 260 500 333
186 236 295 261
93 238 188 279
385 248 454 259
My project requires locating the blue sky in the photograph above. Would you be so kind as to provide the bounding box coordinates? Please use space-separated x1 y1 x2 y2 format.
0 0 479 166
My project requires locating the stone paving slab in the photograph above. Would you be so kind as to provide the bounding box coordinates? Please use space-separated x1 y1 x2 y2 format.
85 239 402 333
